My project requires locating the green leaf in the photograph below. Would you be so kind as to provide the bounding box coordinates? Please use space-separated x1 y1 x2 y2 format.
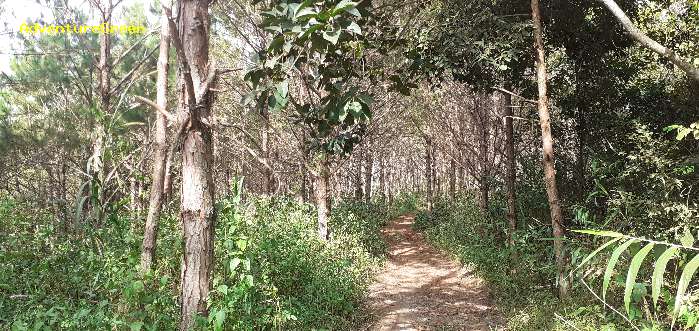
295 7 317 20
132 280 144 293
681 229 694 247
129 322 143 331
673 253 699 320
217 284 228 296
574 237 623 273
346 21 361 35
276 80 289 98
214 309 225 331
572 229 625 238
677 127 692 141
624 243 655 314
229 258 241 273
236 239 248 251
333 0 358 14
603 238 638 302
322 28 341 45
652 246 678 307
244 274 254 286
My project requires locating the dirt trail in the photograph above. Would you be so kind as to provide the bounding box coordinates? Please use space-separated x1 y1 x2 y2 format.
364 214 503 331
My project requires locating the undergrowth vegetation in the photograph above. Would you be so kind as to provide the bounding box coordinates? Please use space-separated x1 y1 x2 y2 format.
0 188 392 330
414 195 651 330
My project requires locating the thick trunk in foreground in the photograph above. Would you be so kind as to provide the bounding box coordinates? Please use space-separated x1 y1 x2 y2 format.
176 0 215 328
140 11 171 274
316 160 331 240
532 0 568 299
502 90 517 247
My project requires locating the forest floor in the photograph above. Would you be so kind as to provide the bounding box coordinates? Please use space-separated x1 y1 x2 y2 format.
363 214 504 331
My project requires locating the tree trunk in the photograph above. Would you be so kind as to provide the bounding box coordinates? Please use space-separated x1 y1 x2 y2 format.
176 0 215 328
532 0 569 299
140 10 171 274
354 153 363 200
477 101 490 211
260 104 273 195
449 158 456 200
425 136 433 212
502 89 517 247
574 66 587 201
316 159 331 240
299 162 307 203
434 150 440 197
364 151 373 204
379 156 386 199
88 2 113 223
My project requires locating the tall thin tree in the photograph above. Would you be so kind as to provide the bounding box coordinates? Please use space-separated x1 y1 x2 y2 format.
532 0 569 299
140 7 172 274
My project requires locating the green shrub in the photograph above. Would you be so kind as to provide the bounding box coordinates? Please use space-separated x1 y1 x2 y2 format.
208 192 388 330
0 196 180 330
1 187 391 330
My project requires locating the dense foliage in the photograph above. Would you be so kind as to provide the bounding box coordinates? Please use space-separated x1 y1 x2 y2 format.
0 191 391 330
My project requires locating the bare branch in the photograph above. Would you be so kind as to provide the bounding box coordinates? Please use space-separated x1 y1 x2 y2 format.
599 0 699 82
134 96 176 122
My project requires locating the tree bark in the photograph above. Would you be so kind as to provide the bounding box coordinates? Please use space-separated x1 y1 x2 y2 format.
477 100 490 211
88 1 113 223
502 89 517 247
599 0 699 82
425 136 434 212
140 10 171 274
316 159 331 240
175 0 216 328
364 150 373 204
260 104 273 194
379 156 386 199
354 153 363 200
449 158 456 200
532 0 569 299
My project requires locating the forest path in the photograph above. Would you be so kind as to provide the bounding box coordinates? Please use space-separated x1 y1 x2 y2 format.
363 214 503 331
